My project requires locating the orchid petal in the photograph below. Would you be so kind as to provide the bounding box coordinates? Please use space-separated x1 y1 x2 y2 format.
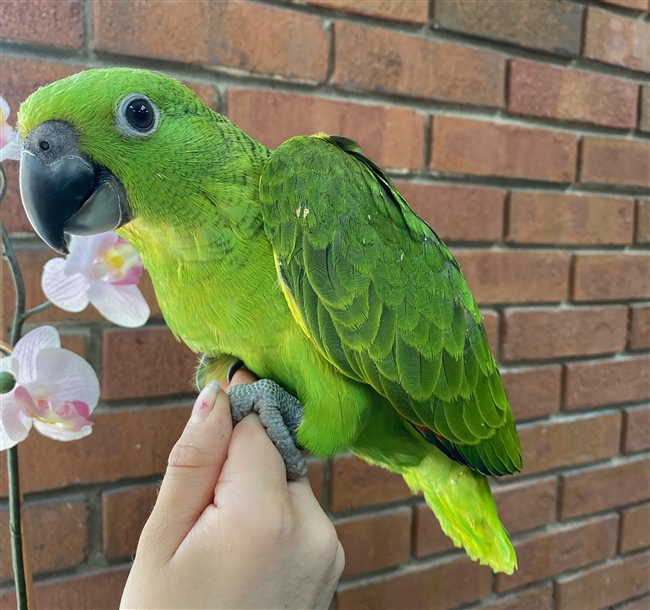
0 425 18 451
0 135 20 162
0 393 32 449
28 348 100 415
102 239 144 285
111 262 142 285
33 419 93 442
42 258 90 312
12 326 61 384
0 97 10 122
87 282 150 328
65 233 118 277
0 356 17 377
13 385 48 419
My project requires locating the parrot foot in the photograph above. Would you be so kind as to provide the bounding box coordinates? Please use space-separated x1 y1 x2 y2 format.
226 358 246 383
226 379 307 480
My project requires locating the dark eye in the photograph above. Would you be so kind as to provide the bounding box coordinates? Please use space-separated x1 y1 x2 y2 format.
124 98 154 131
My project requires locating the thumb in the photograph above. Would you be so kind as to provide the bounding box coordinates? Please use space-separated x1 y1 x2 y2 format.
143 381 233 559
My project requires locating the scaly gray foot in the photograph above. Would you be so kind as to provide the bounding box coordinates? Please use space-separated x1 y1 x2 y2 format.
226 379 307 480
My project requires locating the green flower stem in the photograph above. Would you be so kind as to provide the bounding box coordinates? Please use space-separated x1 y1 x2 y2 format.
1 162 31 610
22 300 52 322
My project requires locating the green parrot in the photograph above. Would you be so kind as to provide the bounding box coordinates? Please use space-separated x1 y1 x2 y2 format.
17 68 521 573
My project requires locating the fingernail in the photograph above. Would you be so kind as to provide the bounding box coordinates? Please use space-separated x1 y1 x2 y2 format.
191 380 220 424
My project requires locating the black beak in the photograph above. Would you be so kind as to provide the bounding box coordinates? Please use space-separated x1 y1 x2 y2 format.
19 120 131 254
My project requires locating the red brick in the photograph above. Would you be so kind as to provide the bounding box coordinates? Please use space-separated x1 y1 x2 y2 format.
394 183 504 243
0 56 83 234
618 594 650 610
495 514 619 591
641 86 650 131
630 306 650 350
493 476 557 534
517 412 622 475
565 356 650 410
482 310 499 355
581 137 650 187
94 0 328 83
555 551 650 610
560 458 650 518
453 250 571 305
0 566 129 610
502 306 627 361
182 81 218 111
1 56 82 116
501 366 562 420
335 507 411 577
480 584 553 610
638 200 650 242
0 0 83 48
228 89 425 171
597 0 650 10
624 406 650 453
329 454 411 512
337 555 492 610
621 503 650 553
431 116 578 182
301 0 427 23
59 333 87 359
102 483 158 559
507 192 635 245
333 22 505 107
101 327 196 400
584 7 649 71
508 59 638 129
573 254 650 301
0 498 87 578
1 248 162 328
413 503 456 557
434 0 583 57
0 404 190 495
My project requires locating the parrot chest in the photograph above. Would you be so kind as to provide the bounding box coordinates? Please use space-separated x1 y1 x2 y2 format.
142 238 294 363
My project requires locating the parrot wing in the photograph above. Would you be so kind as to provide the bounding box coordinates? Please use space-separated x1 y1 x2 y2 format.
259 135 521 476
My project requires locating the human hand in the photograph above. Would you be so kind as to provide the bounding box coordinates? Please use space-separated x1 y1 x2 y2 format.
121 369 344 609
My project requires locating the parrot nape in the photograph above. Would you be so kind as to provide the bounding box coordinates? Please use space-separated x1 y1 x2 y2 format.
16 68 521 573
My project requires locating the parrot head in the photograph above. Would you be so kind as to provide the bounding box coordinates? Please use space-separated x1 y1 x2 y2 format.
17 68 225 254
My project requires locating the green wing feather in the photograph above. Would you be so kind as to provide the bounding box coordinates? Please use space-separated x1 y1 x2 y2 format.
259 134 521 476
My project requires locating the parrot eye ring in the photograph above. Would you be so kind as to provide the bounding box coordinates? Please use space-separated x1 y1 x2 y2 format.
116 94 159 138
39 140 50 151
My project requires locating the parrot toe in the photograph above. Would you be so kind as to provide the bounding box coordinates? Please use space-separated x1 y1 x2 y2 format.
226 358 246 383
226 379 307 480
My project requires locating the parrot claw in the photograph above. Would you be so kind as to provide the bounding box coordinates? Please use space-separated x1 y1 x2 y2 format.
226 379 307 480
226 358 246 383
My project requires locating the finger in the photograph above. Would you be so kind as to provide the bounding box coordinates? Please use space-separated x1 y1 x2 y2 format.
220 366 257 391
144 381 232 558
287 476 322 511
215 411 290 506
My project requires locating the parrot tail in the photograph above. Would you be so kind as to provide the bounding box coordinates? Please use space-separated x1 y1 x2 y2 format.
402 451 517 574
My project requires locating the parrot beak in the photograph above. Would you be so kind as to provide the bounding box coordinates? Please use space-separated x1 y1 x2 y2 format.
19 120 131 255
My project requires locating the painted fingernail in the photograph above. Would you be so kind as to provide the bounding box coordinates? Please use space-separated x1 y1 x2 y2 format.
191 380 220 424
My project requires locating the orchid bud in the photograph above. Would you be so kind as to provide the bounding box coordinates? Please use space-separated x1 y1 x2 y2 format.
0 370 16 394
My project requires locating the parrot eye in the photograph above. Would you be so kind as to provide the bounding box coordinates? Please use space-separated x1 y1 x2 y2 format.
125 99 153 130
116 94 159 138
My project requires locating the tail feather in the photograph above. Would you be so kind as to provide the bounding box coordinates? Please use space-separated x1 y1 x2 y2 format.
402 453 517 574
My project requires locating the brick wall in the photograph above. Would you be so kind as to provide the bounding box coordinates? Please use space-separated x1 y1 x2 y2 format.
1 1 649 608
